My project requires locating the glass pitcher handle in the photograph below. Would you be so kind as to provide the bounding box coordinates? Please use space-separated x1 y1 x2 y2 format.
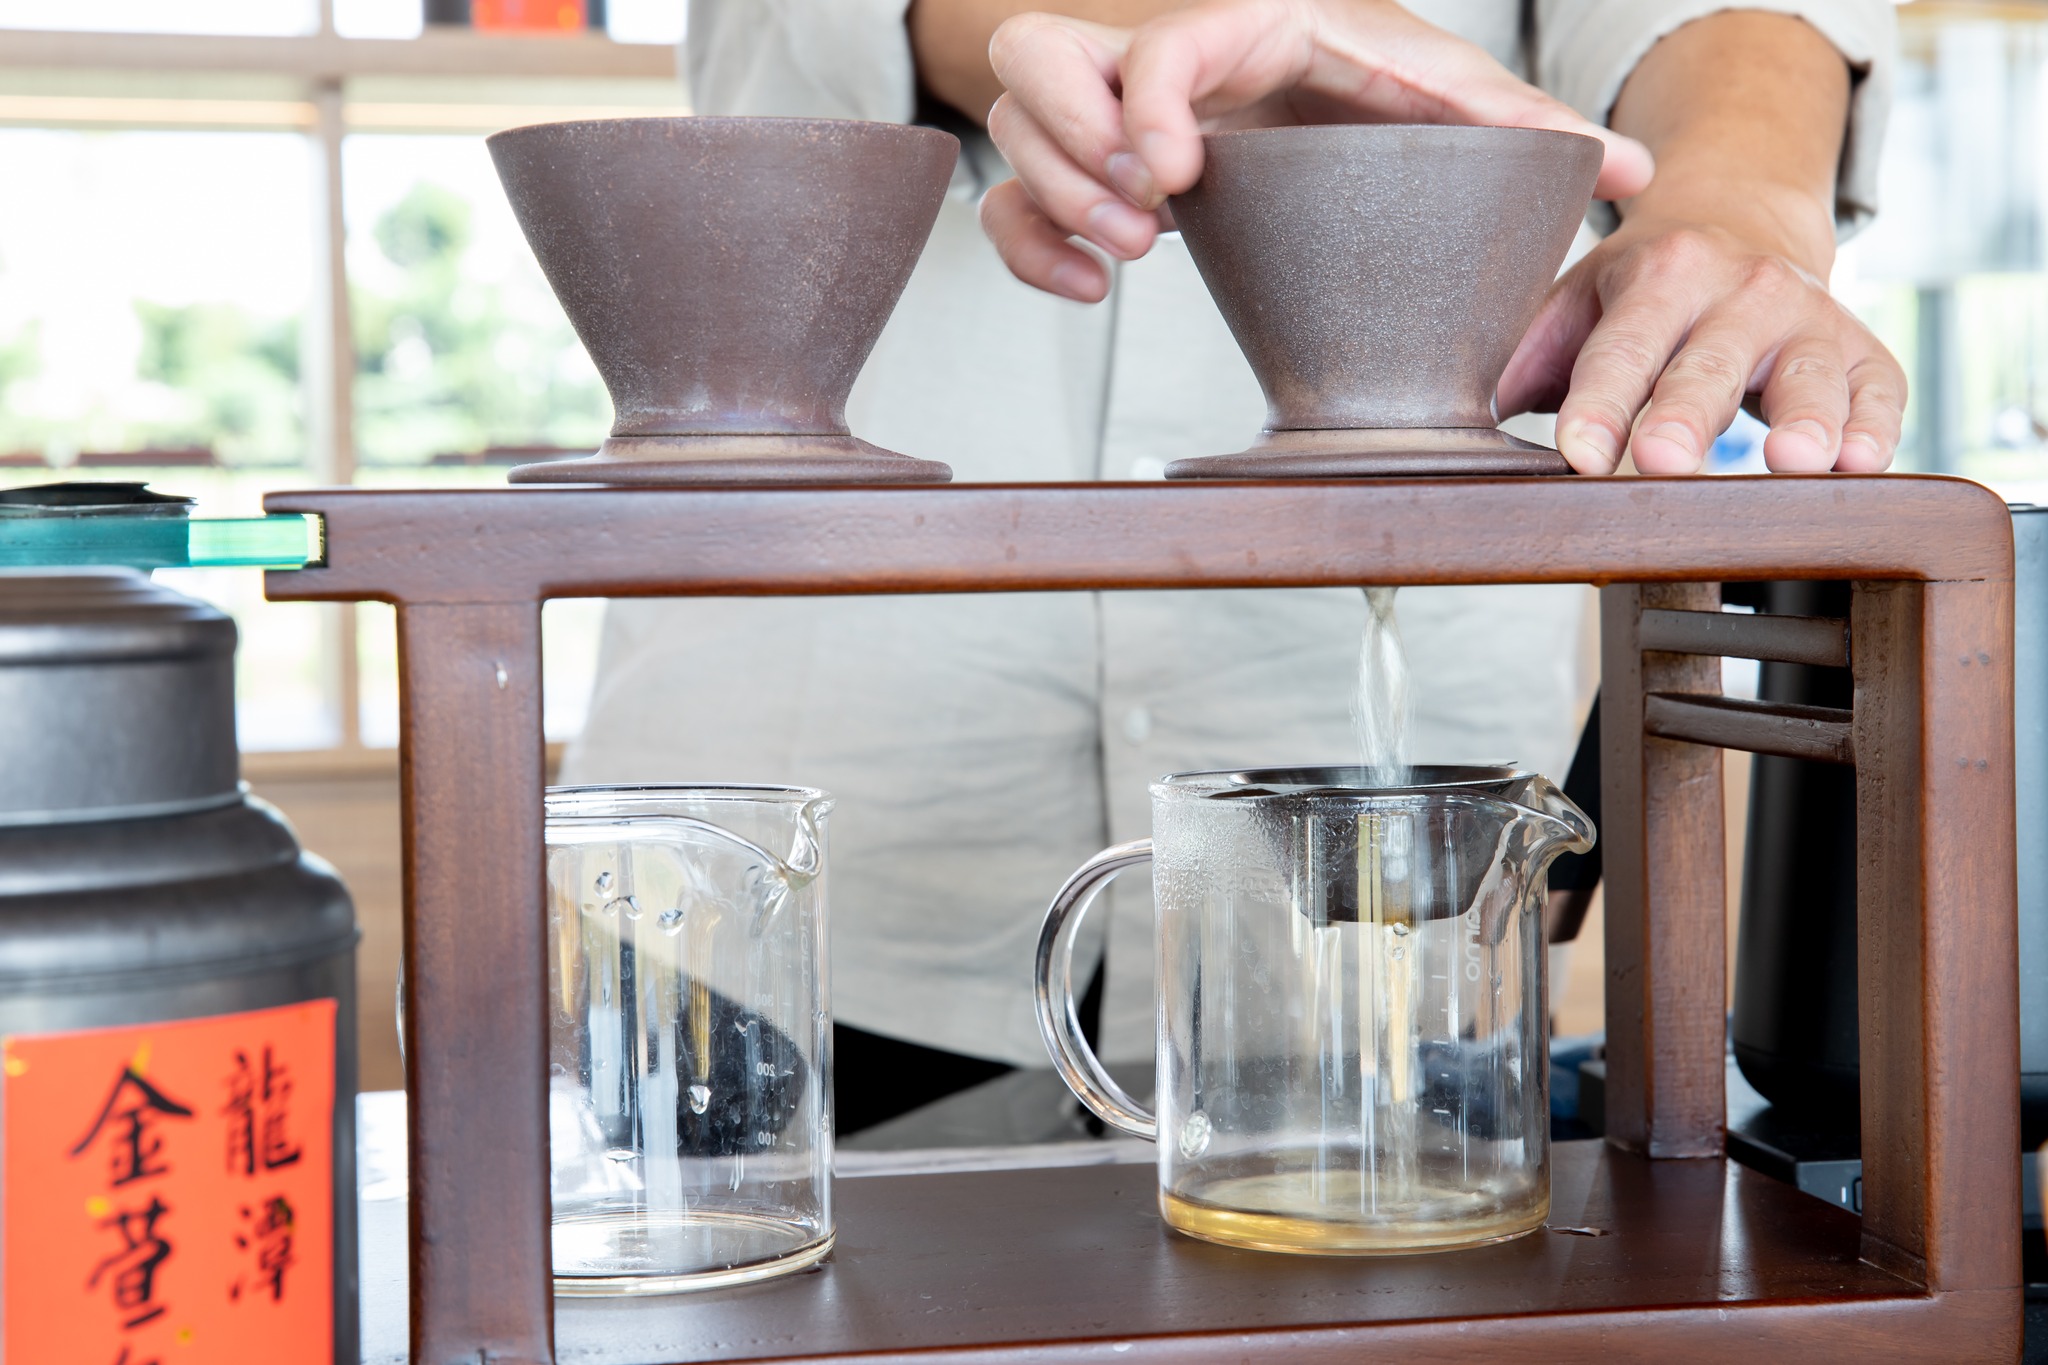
1033 838 1157 1142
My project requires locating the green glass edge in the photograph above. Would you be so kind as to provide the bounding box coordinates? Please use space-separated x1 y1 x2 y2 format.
0 514 317 570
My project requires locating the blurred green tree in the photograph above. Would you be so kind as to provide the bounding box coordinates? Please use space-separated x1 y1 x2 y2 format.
353 181 607 465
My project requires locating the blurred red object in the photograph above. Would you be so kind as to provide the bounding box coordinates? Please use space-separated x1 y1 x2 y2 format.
472 0 585 31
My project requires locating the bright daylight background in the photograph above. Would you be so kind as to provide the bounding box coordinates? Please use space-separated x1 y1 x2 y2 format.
0 1 2040 751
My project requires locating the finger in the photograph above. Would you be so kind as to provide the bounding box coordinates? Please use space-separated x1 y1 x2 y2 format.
1301 6 1654 199
1496 264 1599 418
979 179 1111 302
1117 0 1315 198
1629 310 1783 474
1836 350 1906 472
1755 334 1850 472
1554 289 1693 475
990 14 1155 206
987 95 1159 260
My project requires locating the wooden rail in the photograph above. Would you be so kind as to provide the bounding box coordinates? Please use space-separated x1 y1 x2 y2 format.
1638 607 1850 667
1644 691 1857 763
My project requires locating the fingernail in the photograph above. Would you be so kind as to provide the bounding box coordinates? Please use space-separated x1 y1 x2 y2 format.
1106 151 1156 208
1557 419 1618 472
1140 131 1178 183
1781 419 1832 452
1048 259 1101 300
1085 200 1149 258
1638 422 1698 462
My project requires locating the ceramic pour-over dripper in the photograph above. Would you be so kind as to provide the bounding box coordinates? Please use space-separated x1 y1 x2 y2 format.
1165 125 1603 478
488 117 959 484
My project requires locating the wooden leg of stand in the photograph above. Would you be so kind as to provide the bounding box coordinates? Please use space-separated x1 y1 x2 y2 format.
397 602 554 1365
1853 580 2020 1308
1600 583 1728 1159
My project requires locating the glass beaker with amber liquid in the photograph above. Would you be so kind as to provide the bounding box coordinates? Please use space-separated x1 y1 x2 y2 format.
1035 766 1592 1255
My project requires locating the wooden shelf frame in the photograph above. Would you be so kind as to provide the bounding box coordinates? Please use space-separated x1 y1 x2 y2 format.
265 473 2023 1363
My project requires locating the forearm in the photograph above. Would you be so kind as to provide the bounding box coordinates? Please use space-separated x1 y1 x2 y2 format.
1610 10 1850 276
908 0 1189 124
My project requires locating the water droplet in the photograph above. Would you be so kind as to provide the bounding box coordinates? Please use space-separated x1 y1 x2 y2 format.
1177 1110 1212 1159
619 894 642 920
734 1018 753 1035
687 1084 710 1115
1391 922 1409 936
1491 972 1504 991
1390 946 1405 960
658 906 685 934
594 870 613 894
603 1147 635 1164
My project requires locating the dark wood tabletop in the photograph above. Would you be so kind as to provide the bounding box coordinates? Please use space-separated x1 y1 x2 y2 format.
360 1138 1950 1365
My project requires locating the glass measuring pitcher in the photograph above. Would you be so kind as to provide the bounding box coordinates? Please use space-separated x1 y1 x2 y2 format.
545 784 832 1294
1035 766 1592 1255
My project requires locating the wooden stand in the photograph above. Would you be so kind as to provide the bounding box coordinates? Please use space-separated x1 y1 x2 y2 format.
265 474 2023 1364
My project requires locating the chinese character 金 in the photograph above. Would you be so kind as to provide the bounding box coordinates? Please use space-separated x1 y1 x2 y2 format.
230 1196 295 1303
87 1196 173 1330
70 1067 195 1189
222 1047 301 1177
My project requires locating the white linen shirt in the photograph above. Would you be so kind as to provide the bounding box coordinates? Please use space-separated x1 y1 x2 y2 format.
563 0 1895 1066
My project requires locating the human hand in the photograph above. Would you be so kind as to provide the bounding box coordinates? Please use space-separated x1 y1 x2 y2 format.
1494 206 1904 475
978 0 1653 301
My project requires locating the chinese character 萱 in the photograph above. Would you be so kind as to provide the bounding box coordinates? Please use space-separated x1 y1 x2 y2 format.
87 1195 173 1329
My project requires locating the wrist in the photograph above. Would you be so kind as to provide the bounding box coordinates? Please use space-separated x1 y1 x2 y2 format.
1619 174 1838 280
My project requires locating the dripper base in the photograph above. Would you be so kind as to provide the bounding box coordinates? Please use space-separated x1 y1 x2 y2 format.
1165 427 1570 479
510 433 954 486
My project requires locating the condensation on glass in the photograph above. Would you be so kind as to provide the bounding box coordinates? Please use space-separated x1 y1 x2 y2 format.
1037 766 1593 1256
546 784 832 1295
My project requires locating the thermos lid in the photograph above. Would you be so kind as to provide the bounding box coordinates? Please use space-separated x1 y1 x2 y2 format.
0 569 239 825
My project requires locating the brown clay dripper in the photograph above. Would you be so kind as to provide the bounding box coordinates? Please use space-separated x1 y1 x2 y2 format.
1165 125 1603 478
488 116 959 484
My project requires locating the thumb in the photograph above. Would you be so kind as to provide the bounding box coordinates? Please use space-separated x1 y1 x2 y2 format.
1496 265 1601 422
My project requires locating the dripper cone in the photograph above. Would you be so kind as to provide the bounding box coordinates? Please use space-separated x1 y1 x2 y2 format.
488 117 959 484
1165 125 1602 479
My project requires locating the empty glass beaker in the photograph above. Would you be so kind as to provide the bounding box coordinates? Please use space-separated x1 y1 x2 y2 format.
1036 766 1592 1255
546 784 832 1294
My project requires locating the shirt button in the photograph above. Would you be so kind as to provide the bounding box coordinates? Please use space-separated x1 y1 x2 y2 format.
1122 706 1152 745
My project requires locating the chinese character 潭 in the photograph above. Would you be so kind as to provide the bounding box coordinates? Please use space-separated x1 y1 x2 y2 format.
70 1067 195 1188
87 1195 173 1329
222 1047 301 1177
230 1195 295 1303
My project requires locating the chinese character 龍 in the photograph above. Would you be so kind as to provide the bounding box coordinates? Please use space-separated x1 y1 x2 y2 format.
222 1047 301 1177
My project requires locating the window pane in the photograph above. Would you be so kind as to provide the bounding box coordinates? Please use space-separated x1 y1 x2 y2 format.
1839 12 2048 496
0 129 314 469
345 133 608 470
0 130 331 749
334 0 425 38
606 0 685 45
0 0 316 34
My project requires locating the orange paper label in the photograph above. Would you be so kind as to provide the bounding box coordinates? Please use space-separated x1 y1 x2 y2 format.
3 1000 336 1364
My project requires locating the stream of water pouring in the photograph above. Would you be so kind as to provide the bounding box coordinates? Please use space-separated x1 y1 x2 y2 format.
1353 588 1417 1215
1354 587 1412 786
